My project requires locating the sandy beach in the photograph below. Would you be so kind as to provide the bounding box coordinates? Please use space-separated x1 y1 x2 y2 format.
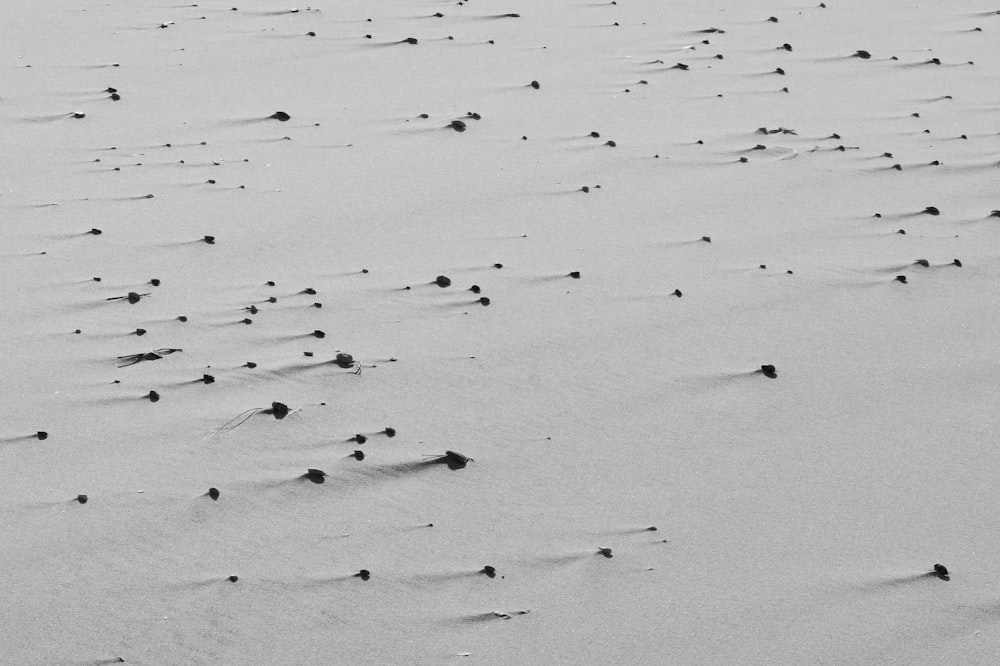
1 1 999 663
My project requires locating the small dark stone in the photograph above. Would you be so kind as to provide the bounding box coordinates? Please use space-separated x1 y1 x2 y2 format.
469 284 481 293
493 263 503 269
530 80 540 89
335 353 354 368
241 318 253 325
598 548 613 558
403 37 418 44
482 565 497 578
449 120 466 132
36 431 48 440
435 275 452 288
590 131 600 138
135 328 146 336
110 93 121 101
581 186 590 193
605 140 617 147
177 316 188 322
914 259 930 267
245 361 257 368
855 50 871 59
208 487 220 500
674 63 689 70
701 236 711 243
351 450 365 461
204 235 215 244
150 278 161 286
77 494 88 504
768 16 778 22
780 43 792 51
304 468 326 483
353 434 367 444
760 364 777 378
356 569 371 581
953 259 962 267
147 390 160 402
306 31 315 36
384 427 396 437
71 112 86 119
269 111 291 121
89 228 103 235
202 374 215 384
895 275 908 284
478 297 491 306
933 563 949 581
923 206 940 216
312 330 325 339
228 575 238 582
775 67 785 75
569 271 581 279
672 289 682 297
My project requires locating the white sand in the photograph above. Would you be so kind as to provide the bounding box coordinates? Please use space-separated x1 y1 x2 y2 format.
2 0 999 663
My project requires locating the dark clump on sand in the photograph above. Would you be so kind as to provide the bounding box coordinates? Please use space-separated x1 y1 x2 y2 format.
355 569 371 581
208 487 220 500
36 431 48 441
334 353 354 368
760 364 777 378
598 547 613 558
227 575 239 583
923 206 940 216
933 564 950 581
481 565 497 578
449 120 467 132
435 275 452 287
569 271 581 279
304 468 327 484
895 275 908 284
269 111 291 122
384 427 396 437
351 450 365 461
146 390 160 402
263 402 290 419
76 494 88 504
